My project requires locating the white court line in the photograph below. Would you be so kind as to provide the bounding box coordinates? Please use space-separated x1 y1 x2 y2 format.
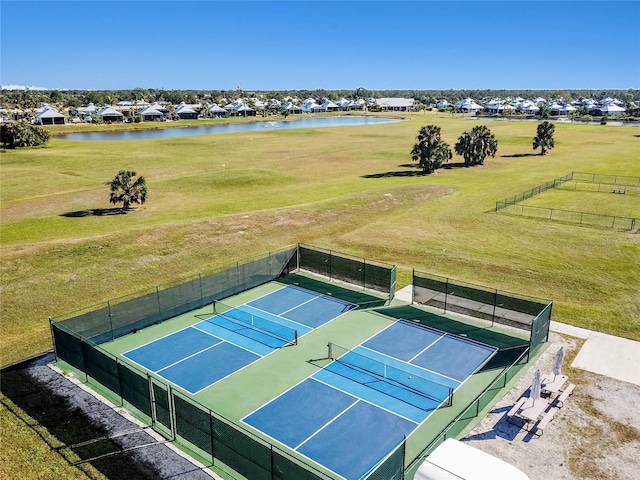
193 322 276 358
311 376 419 425
156 341 223 374
408 334 446 364
121 324 198 356
294 399 360 450
358 344 461 386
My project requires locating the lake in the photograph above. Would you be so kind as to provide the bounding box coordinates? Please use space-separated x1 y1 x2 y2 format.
59 116 403 141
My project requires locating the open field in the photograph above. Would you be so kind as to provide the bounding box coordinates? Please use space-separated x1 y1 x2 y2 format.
1 112 639 369
517 186 640 218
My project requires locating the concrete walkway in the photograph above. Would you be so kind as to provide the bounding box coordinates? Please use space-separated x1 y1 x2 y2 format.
394 286 640 386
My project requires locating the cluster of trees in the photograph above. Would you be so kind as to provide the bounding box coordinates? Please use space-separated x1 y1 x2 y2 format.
411 125 498 174
410 121 556 173
2 87 638 112
0 122 50 148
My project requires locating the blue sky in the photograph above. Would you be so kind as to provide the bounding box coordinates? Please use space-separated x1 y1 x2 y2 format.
2 1 639 91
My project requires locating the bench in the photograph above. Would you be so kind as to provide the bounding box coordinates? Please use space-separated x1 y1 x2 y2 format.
555 383 576 407
507 397 526 418
535 407 558 436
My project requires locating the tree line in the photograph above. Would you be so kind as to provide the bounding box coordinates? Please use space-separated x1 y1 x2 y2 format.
2 87 638 111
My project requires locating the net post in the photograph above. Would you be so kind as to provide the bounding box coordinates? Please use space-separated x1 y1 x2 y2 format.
328 342 333 360
294 330 298 346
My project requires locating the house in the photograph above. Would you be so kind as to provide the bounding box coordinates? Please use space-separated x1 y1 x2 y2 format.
174 102 198 119
436 99 451 109
456 98 482 113
208 104 228 117
97 106 124 123
139 105 164 121
281 101 302 114
593 103 626 116
36 107 65 125
375 98 415 111
320 100 340 112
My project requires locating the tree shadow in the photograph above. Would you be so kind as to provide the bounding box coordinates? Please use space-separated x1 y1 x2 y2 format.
0 358 160 479
361 170 426 178
501 153 540 158
442 162 471 169
60 208 127 218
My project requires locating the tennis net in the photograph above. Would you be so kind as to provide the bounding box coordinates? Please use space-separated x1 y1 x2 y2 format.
212 300 298 347
328 342 453 408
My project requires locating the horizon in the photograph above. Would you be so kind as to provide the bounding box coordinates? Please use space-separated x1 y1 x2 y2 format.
1 1 639 91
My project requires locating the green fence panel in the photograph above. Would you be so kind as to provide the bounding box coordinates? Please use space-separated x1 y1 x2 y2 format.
157 277 202 318
364 262 392 293
331 253 365 287
365 440 405 480
200 267 242 304
238 255 277 291
299 245 331 278
58 305 111 344
109 290 162 340
272 449 327 480
51 323 85 373
82 344 121 397
174 394 213 455
447 280 496 307
530 303 552 352
118 363 151 418
152 382 172 432
496 293 545 316
413 274 448 294
212 417 271 480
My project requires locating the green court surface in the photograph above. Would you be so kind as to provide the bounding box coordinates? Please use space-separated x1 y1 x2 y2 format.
96 272 533 478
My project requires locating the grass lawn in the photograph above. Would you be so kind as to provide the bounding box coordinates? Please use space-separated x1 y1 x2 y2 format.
1 111 639 479
1 112 639 367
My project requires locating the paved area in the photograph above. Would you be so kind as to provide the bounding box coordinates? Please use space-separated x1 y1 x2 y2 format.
395 285 640 387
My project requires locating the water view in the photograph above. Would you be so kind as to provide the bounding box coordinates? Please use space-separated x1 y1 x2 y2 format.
59 116 403 141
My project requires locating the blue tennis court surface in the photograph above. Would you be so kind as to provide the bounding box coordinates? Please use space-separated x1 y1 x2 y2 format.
123 285 355 394
243 319 498 480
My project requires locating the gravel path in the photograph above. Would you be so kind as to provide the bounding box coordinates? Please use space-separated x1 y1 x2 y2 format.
463 331 640 480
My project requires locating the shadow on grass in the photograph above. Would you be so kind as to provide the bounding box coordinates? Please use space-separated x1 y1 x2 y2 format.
501 153 540 158
0 357 210 480
362 162 476 178
61 208 127 218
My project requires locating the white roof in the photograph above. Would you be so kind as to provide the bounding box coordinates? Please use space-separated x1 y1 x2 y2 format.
36 108 64 118
140 108 163 116
98 106 123 116
376 98 414 107
415 439 530 480
209 105 227 112
599 104 625 112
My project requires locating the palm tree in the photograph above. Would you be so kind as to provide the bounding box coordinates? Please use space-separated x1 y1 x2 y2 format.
533 121 555 155
410 125 452 174
107 170 148 211
455 125 498 166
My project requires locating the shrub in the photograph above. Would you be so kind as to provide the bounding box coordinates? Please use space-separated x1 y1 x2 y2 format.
0 122 51 148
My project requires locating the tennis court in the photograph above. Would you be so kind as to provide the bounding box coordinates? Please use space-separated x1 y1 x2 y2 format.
123 285 356 394
242 319 498 480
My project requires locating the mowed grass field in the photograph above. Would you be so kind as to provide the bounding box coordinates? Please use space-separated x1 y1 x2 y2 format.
1 112 639 368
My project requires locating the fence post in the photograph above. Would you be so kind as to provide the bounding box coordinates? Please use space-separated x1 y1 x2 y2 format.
107 300 115 341
444 278 449 313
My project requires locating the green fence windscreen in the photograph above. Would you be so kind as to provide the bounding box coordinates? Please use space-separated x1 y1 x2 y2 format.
365 439 405 480
118 363 152 418
530 302 552 352
174 394 213 456
82 343 121 397
152 382 172 433
413 270 551 334
299 244 394 294
212 416 272 480
51 323 85 373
